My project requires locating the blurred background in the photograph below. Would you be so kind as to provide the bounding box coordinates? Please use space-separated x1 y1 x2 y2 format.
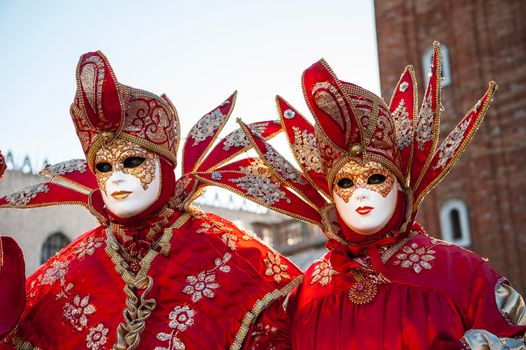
1 0 525 293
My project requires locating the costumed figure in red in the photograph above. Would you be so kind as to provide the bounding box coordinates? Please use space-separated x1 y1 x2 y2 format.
202 42 526 349
0 52 301 349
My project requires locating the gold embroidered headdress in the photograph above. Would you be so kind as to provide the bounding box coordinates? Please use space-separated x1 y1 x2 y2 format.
70 51 180 170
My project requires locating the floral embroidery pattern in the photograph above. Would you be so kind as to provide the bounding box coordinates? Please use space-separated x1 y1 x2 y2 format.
265 147 306 185
310 259 338 286
264 252 291 283
182 252 231 303
416 89 434 150
230 160 290 206
156 305 196 350
391 99 412 150
433 116 472 170
250 322 278 350
86 323 109 350
45 159 87 175
292 127 323 173
63 295 96 331
393 242 436 274
222 122 269 151
39 260 70 286
189 108 226 146
6 183 49 206
283 109 296 119
222 233 238 250
73 236 104 259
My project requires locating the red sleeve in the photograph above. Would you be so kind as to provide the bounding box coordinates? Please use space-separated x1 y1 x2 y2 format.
465 262 526 337
243 296 292 350
0 236 26 341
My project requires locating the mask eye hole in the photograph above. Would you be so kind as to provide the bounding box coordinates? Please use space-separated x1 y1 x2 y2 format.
337 178 354 189
95 162 112 173
367 174 386 185
123 157 145 168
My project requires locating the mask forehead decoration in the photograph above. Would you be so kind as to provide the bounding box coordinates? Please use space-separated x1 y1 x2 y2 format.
70 51 180 171
333 160 395 202
95 139 157 193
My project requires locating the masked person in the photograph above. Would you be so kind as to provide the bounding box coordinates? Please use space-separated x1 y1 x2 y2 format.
203 42 526 349
0 52 301 349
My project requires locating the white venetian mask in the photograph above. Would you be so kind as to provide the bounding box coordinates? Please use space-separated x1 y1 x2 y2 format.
332 160 399 236
94 139 161 218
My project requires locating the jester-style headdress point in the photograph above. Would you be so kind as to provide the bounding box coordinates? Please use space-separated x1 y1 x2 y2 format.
70 51 180 170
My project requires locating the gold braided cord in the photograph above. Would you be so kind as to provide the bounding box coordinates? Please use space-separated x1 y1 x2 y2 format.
104 212 190 349
230 275 304 350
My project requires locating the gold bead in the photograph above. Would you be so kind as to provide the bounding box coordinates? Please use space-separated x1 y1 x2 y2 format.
101 131 114 144
349 143 362 156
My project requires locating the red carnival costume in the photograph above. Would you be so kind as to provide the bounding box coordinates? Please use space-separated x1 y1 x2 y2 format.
0 52 301 349
202 42 526 349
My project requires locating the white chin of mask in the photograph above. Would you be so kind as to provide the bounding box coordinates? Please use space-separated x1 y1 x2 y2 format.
334 183 399 236
100 161 161 219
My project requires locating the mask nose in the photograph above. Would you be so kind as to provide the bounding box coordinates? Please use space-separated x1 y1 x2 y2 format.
353 190 369 201
109 171 127 185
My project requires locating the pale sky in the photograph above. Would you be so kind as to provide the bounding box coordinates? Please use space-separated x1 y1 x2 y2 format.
0 0 380 174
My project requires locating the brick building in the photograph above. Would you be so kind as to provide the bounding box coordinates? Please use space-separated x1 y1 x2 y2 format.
375 0 526 293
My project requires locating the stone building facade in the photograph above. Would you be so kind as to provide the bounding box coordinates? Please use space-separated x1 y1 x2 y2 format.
375 0 526 293
0 167 325 274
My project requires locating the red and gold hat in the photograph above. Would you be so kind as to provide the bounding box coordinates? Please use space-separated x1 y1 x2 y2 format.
302 41 496 218
302 59 402 192
70 52 180 170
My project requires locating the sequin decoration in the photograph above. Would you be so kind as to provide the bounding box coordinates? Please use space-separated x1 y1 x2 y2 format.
416 88 434 150
222 122 269 151
229 159 290 206
86 323 109 350
310 259 338 286
189 108 226 146
264 147 306 185
156 305 195 350
393 242 436 274
45 159 87 175
433 116 472 170
182 253 231 303
391 100 412 150
6 183 50 206
292 127 323 173
283 109 296 119
399 82 409 92
264 252 291 283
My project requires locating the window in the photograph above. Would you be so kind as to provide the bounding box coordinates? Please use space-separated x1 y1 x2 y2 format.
439 199 471 247
422 44 452 87
41 232 71 264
